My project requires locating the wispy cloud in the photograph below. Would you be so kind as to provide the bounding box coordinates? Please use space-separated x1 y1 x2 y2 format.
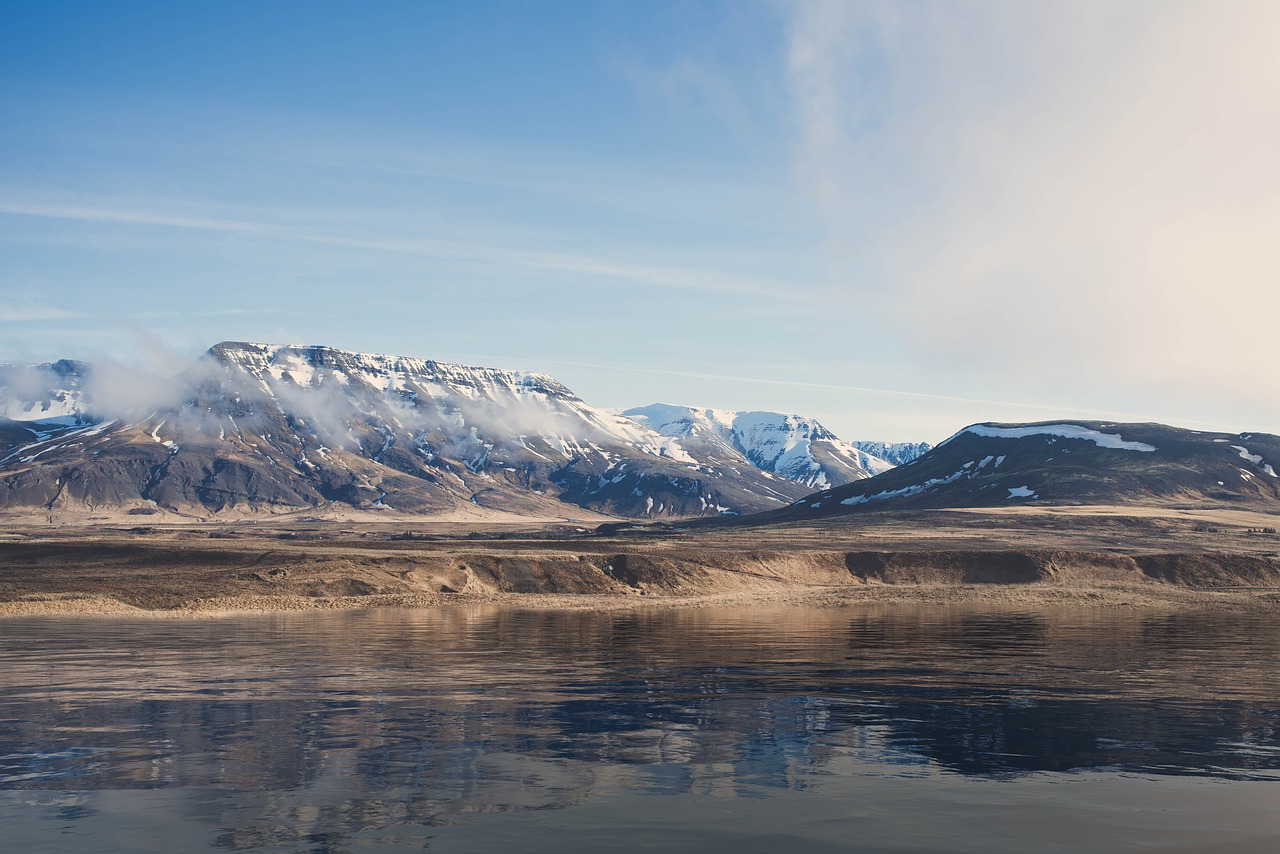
0 200 270 234
0 300 88 322
424 349 1182 423
132 307 267 319
617 55 757 142
782 0 1280 419
0 193 808 300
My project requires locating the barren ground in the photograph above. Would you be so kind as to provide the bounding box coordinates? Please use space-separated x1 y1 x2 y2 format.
3 505 1279 617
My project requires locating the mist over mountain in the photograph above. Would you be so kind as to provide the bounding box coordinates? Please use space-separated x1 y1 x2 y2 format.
0 360 92 424
0 342 915 520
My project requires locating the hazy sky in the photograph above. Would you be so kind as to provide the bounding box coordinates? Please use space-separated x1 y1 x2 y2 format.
2 1 1277 443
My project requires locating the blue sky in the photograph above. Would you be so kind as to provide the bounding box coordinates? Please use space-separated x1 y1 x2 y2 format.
3 1 1278 442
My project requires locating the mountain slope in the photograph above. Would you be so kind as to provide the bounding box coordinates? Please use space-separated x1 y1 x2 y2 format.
0 343 837 520
622 403 899 489
769 421 1280 518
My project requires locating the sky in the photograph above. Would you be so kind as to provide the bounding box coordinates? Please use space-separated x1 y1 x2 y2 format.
2 1 1278 444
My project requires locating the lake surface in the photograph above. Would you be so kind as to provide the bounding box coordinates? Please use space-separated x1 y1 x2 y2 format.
3 604 1279 852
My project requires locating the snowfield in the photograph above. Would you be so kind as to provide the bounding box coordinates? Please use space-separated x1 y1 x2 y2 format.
954 423 1157 452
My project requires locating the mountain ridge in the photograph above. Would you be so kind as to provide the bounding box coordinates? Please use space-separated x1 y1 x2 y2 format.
0 342 919 520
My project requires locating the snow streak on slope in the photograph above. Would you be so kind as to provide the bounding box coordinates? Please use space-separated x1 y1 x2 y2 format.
1230 445 1279 478
952 423 1157 452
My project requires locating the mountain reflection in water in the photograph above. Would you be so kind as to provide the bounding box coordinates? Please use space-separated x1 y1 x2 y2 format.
2 605 1279 852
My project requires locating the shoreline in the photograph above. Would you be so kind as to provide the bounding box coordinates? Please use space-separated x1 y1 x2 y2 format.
5 581 1280 619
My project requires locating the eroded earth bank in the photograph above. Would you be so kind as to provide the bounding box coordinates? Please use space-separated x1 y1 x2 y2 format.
3 506 1280 617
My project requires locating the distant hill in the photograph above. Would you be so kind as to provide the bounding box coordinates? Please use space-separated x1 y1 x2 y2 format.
767 421 1280 518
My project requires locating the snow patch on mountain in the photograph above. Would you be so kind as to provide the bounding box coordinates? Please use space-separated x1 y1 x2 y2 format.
1231 445 1278 478
839 466 971 506
953 423 1157 452
207 342 687 463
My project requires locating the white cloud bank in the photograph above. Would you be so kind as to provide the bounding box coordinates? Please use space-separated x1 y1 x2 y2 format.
785 1 1280 418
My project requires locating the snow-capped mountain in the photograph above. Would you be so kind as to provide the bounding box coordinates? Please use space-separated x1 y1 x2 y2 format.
847 440 933 468
0 342 875 519
622 404 898 490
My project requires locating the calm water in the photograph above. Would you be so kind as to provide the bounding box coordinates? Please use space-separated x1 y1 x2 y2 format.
2 605 1279 853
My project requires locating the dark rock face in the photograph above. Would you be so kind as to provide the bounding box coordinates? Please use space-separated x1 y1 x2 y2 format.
0 343 890 519
843 551 1049 584
771 421 1280 517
